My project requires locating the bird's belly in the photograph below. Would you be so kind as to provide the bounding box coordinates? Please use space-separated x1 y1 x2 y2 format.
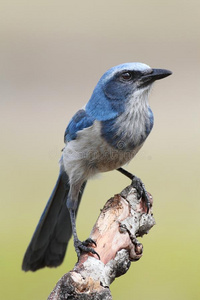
92 142 142 172
63 134 142 179
62 121 143 181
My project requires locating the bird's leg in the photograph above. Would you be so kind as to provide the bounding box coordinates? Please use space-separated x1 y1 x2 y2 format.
67 191 100 260
117 167 150 213
117 167 134 180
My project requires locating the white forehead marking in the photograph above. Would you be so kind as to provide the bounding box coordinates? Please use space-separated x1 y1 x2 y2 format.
101 62 152 82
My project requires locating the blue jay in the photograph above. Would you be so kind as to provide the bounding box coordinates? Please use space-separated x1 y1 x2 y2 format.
22 62 172 271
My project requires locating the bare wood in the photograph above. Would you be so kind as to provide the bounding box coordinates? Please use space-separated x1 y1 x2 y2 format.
48 184 155 300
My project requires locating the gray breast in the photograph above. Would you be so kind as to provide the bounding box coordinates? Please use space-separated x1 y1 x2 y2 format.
101 95 154 151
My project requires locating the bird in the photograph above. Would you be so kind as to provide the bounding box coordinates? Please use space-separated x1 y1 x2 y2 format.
22 62 172 271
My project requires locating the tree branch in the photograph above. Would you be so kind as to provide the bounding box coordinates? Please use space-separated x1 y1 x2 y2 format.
48 183 155 300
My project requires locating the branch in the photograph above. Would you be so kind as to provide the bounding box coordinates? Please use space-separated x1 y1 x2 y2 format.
48 183 155 300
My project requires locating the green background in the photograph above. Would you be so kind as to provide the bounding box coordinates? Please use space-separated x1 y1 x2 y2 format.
1 1 200 299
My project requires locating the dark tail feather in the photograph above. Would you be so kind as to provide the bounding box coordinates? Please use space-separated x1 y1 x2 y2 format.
22 172 86 271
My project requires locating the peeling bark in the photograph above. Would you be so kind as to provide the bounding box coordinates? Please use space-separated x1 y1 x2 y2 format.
48 184 155 300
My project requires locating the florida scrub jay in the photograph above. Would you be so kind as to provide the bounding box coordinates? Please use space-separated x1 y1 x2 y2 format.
22 62 172 271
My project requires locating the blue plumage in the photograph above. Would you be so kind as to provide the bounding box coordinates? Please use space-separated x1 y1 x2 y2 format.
64 109 95 142
146 107 154 136
85 84 120 121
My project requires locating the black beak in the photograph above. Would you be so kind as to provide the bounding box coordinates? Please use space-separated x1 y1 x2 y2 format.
139 68 172 88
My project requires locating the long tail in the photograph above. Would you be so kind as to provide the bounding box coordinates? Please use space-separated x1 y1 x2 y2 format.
22 172 86 271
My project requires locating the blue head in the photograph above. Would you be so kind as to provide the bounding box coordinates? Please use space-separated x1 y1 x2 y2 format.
85 62 172 121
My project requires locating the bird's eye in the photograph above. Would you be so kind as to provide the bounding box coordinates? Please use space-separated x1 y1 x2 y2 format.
121 72 132 81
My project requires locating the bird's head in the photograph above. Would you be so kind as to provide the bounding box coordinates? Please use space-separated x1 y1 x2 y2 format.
86 62 172 120
100 62 172 100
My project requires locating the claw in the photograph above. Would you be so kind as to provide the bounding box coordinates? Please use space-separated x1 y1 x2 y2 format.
82 238 97 248
74 238 100 260
131 176 150 213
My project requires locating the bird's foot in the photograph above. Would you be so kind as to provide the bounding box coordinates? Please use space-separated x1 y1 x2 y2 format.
131 176 150 214
74 237 100 260
117 168 150 213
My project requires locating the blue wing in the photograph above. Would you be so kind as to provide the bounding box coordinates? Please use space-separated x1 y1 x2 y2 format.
64 109 95 142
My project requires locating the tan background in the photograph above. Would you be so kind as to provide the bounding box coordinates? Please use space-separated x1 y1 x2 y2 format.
1 1 200 299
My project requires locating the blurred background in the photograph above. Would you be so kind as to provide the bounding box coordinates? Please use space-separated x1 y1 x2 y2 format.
1 1 200 299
